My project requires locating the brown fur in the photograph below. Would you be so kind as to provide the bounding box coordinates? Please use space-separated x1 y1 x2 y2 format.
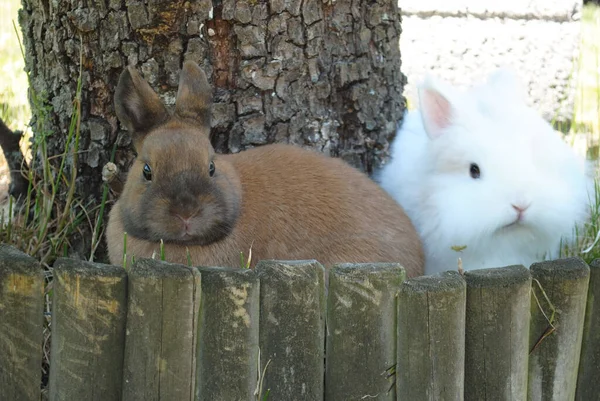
107 61 424 277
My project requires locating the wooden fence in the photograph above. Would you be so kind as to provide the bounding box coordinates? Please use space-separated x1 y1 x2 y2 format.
0 243 598 401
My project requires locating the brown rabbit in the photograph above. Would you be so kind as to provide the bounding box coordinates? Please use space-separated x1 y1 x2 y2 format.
106 61 424 277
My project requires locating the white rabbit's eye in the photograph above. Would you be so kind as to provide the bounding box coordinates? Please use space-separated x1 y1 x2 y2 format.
209 161 216 177
143 163 152 181
469 163 480 179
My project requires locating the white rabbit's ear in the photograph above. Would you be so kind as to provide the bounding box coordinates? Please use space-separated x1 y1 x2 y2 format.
417 76 457 139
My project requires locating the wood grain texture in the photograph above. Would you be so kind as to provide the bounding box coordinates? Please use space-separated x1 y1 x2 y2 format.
464 265 531 401
397 271 466 401
49 258 127 401
121 258 200 401
576 258 600 400
0 244 44 401
256 260 325 400
195 266 260 400
528 258 590 401
325 263 405 401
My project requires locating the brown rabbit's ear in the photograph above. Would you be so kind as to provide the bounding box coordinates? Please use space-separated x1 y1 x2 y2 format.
114 65 169 146
173 61 212 129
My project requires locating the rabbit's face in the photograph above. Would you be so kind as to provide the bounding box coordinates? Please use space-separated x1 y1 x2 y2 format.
417 74 590 249
119 123 240 245
113 61 242 246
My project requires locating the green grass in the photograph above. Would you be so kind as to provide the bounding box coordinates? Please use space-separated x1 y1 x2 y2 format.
561 4 600 264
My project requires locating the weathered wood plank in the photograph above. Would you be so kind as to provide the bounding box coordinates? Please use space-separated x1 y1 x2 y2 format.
256 260 325 400
195 267 260 400
576 258 600 400
528 258 590 401
0 244 44 401
325 263 405 401
464 265 532 400
397 271 466 400
48 258 127 401
122 258 201 401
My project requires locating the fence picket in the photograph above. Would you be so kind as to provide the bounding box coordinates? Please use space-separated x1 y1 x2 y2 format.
121 258 201 401
528 258 590 401
0 244 44 401
464 265 531 400
48 258 127 401
397 271 466 401
195 266 260 400
576 259 600 400
256 260 326 400
325 263 405 401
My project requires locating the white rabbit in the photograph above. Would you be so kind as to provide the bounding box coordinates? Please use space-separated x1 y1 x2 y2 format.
377 68 594 275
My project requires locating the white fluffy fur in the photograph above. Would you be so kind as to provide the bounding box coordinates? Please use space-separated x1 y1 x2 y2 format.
378 69 594 275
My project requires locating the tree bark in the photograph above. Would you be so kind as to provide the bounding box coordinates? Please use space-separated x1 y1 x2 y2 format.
18 0 406 259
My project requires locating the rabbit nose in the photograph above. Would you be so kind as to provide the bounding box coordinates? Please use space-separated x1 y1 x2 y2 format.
175 214 193 231
512 203 530 220
512 204 530 213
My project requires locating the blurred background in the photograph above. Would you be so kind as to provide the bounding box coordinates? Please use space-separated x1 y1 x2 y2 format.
400 0 599 160
0 0 31 187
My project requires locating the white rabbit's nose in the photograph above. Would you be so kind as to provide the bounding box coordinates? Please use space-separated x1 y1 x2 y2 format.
512 204 530 213
512 203 530 220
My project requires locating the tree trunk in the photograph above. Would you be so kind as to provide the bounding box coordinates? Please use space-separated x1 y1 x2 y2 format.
18 0 406 260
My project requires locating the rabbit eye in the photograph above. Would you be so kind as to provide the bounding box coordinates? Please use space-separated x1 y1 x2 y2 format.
209 161 216 177
469 163 480 179
143 163 152 181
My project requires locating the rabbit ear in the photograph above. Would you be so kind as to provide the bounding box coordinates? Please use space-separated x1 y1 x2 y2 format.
174 61 213 129
417 76 457 139
115 65 169 149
